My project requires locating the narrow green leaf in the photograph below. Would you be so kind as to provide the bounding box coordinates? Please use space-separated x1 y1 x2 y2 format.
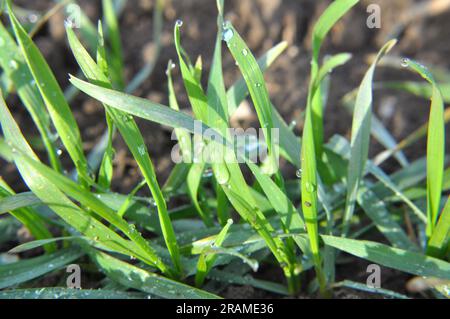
102 0 124 88
0 288 148 299
7 3 88 183
70 76 210 135
427 196 450 258
403 58 445 238
222 22 278 174
0 21 61 171
96 21 115 190
9 237 79 254
66 28 181 276
0 248 82 289
332 280 410 299
17 153 170 273
322 235 450 280
226 41 287 116
88 248 221 299
0 187 56 253
0 93 155 265
309 0 359 157
195 218 233 287
0 191 41 214
343 40 397 235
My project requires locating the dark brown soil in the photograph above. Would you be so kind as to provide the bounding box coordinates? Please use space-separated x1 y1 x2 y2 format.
2 0 450 298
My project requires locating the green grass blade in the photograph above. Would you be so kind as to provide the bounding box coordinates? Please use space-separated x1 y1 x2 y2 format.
342 40 397 235
357 184 417 251
0 95 156 265
173 22 207 120
309 0 359 157
0 248 82 289
226 41 287 116
297 3 361 291
0 191 41 214
166 60 193 163
116 180 146 218
427 196 450 258
70 76 211 135
66 28 181 276
332 280 410 299
102 0 124 88
0 21 61 171
247 162 307 252
17 142 174 274
0 187 56 253
88 248 221 299
7 3 89 183
195 218 233 287
207 1 229 131
0 288 148 299
402 59 445 238
222 187 296 290
187 162 213 226
9 237 79 254
96 21 114 190
222 22 278 174
322 235 450 280
166 60 211 225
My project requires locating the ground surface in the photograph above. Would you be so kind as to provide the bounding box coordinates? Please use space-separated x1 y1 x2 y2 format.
2 0 450 298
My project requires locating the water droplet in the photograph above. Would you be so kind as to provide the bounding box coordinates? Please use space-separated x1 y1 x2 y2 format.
401 58 409 68
57 149 63 156
296 169 302 179
255 83 262 88
28 14 38 23
9 60 18 70
64 18 74 28
215 166 230 185
242 49 248 56
122 114 133 122
175 19 183 27
222 26 234 42
305 182 316 193
304 201 312 207
138 144 146 156
202 168 213 178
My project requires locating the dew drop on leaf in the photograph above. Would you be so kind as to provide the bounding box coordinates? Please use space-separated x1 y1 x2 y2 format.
401 58 409 68
222 27 234 42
